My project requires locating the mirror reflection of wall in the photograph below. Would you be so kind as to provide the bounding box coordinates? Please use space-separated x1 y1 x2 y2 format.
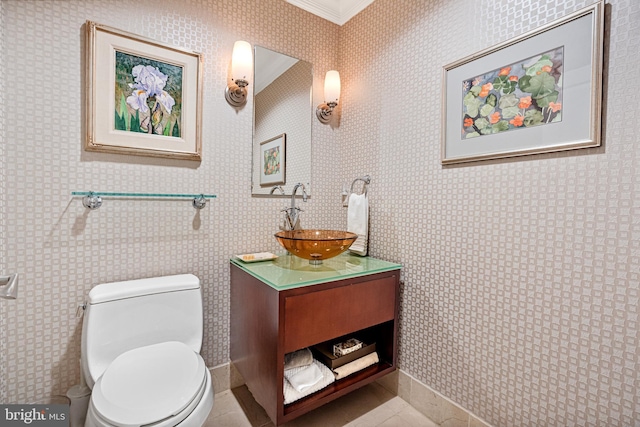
252 46 312 196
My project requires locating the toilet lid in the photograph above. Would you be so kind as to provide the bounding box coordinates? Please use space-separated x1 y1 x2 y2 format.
92 341 206 427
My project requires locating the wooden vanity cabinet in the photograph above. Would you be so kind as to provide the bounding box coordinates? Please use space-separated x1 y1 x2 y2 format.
230 261 400 426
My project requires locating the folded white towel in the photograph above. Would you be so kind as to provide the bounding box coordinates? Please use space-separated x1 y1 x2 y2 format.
285 362 323 392
284 348 313 370
333 352 379 380
347 193 368 256
283 359 335 404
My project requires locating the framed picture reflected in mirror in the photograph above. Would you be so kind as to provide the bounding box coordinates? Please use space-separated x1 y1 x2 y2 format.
260 133 286 186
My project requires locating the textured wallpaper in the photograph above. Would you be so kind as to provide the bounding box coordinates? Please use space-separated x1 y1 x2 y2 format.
2 0 638 425
0 0 340 404
339 0 639 425
0 0 7 404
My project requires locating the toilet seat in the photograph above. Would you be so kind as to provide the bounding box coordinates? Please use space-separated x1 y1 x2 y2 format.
91 341 207 427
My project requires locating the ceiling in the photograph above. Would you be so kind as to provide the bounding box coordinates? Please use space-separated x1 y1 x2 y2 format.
254 48 299 94
286 0 375 26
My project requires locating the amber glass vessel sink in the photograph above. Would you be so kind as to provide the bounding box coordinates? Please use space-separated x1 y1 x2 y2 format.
275 230 358 265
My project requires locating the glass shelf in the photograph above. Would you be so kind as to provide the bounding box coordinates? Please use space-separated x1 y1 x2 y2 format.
71 191 216 199
71 191 216 210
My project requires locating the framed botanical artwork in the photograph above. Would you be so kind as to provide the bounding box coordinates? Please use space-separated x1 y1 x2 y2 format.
441 2 604 165
260 134 286 186
85 21 203 160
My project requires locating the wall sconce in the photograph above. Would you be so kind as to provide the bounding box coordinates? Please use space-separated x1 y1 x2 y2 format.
225 40 253 108
316 70 340 123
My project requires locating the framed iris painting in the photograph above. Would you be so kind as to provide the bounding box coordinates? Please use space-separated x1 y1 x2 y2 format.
85 21 203 160
260 134 286 186
441 2 604 165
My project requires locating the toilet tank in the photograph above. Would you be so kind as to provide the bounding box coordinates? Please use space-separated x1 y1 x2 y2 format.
81 274 203 388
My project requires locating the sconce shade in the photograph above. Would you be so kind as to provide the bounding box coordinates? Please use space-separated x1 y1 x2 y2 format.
231 40 253 82
226 40 252 108
316 70 340 123
323 70 340 104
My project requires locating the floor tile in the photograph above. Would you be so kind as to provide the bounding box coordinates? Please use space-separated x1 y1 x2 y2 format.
230 386 273 427
204 389 253 426
393 405 440 427
207 383 436 427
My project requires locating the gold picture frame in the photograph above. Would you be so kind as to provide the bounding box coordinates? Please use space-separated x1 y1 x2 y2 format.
441 2 604 165
85 21 203 161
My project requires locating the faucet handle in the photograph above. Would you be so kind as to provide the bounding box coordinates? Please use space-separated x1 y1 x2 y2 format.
281 207 303 213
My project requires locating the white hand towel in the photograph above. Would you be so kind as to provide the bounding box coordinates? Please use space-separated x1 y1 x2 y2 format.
285 362 323 392
347 193 368 235
347 193 368 256
284 348 313 370
283 359 335 404
350 233 368 256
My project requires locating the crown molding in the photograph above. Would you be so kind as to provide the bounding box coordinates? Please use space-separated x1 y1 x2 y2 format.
286 0 375 26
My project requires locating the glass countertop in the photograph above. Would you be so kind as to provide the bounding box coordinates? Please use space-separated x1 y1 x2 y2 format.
230 252 401 290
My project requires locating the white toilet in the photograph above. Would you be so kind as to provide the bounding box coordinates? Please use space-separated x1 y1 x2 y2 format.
81 274 214 427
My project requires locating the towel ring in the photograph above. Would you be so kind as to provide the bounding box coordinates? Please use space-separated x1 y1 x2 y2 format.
350 175 371 196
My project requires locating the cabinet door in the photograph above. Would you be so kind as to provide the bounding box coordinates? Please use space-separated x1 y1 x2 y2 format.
283 275 397 353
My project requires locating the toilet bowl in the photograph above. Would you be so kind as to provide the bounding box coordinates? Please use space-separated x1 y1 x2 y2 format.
81 275 214 427
85 342 213 427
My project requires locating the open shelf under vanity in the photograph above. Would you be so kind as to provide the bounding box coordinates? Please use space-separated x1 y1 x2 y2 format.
230 253 401 425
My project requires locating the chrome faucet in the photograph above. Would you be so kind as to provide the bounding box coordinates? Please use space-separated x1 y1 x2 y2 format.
281 183 308 230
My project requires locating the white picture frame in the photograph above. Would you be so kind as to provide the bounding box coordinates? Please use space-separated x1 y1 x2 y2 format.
260 133 286 186
441 2 604 165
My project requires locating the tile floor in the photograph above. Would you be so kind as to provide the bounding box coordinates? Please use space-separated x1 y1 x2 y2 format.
205 382 437 427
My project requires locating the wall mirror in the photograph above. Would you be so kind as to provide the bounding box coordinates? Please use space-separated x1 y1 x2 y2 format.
252 46 312 197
